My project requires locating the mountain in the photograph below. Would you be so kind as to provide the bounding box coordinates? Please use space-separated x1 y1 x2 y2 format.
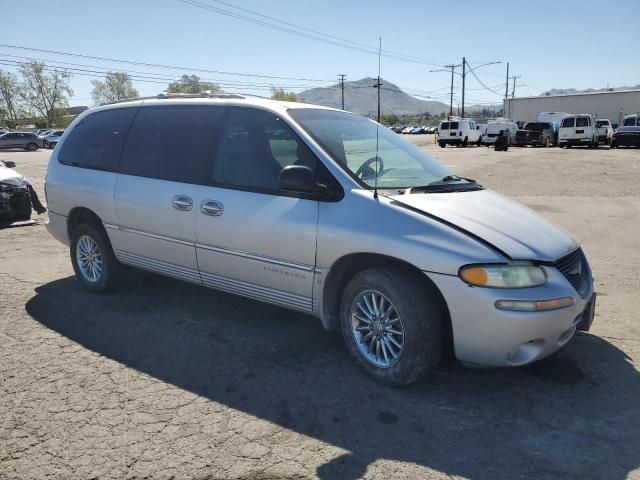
540 85 640 96
298 78 450 116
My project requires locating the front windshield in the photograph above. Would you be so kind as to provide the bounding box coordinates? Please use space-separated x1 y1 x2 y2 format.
290 108 454 189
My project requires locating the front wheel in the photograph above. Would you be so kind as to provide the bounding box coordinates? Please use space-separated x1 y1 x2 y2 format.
70 223 122 292
439 142 446 148
25 142 38 151
340 268 445 386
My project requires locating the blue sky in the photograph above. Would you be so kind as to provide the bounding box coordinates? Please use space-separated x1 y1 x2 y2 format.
1 0 638 107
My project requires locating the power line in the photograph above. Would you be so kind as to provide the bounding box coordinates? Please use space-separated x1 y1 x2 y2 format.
0 54 324 90
177 0 446 67
0 43 334 83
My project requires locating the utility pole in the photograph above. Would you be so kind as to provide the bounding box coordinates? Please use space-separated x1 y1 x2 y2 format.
504 62 510 118
461 57 466 118
445 64 458 118
373 77 383 123
510 75 522 98
338 74 346 110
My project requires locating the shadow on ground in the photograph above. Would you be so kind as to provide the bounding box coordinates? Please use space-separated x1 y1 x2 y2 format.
26 274 640 480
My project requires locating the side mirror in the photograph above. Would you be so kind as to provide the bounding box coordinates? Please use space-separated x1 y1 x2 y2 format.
278 165 325 196
4 161 16 168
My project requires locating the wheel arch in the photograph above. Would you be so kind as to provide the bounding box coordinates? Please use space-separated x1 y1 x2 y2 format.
67 207 106 239
320 252 453 349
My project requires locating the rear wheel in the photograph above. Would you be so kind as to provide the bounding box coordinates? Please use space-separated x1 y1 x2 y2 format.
340 268 445 386
439 142 446 148
25 142 37 151
70 223 122 293
462 137 468 148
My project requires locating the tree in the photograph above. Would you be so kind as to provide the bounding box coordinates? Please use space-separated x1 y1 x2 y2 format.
380 113 399 126
91 71 139 105
18 61 73 127
0 70 25 125
167 74 221 94
270 88 297 102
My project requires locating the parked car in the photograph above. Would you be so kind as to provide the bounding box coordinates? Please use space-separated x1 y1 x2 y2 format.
438 119 481 147
45 94 596 385
426 126 437 134
36 129 52 136
482 121 518 146
0 132 42 151
515 122 556 147
44 130 65 148
610 126 640 148
595 119 613 145
410 126 422 134
622 113 640 127
0 160 32 225
558 114 597 148
401 126 414 134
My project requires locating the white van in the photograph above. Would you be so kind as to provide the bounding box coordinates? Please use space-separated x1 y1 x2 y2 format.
438 119 481 148
482 121 518 146
558 114 598 148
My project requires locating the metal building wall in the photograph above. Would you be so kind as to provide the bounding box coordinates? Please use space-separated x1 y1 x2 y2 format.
504 90 640 124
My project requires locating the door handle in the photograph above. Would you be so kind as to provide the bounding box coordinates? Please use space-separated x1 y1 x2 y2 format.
172 195 193 211
201 199 224 216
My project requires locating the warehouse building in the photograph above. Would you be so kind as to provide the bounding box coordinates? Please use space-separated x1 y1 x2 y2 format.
504 89 640 125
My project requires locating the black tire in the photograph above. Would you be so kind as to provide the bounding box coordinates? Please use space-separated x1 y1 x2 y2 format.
439 142 446 148
25 142 37 151
476 137 482 146
544 137 551 148
70 222 122 293
462 137 468 148
340 268 445 386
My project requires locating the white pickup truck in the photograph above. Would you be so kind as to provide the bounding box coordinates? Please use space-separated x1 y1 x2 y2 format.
595 119 613 145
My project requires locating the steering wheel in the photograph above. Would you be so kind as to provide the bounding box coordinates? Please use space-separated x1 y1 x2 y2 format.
354 156 384 180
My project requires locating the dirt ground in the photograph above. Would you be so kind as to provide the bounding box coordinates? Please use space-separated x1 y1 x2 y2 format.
1 139 639 480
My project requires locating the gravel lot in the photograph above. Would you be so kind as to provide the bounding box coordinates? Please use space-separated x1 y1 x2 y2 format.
1 140 639 480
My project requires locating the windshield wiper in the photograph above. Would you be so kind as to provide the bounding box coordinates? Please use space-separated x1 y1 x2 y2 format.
405 176 483 194
428 175 477 185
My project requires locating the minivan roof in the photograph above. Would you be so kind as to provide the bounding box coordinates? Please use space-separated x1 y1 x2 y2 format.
96 92 338 114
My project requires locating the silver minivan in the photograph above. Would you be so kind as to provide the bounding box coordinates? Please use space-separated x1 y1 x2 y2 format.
45 94 595 385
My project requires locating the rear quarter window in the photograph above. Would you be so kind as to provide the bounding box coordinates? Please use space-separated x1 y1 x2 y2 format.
59 108 137 171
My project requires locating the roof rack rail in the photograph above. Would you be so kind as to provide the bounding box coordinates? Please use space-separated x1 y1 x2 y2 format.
101 91 246 106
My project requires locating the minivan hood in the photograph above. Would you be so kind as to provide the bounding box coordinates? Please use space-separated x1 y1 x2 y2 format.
391 189 578 262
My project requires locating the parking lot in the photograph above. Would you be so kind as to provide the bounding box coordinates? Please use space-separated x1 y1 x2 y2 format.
1 140 639 479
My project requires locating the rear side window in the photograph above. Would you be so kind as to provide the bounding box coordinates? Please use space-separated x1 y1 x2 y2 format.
450 122 459 129
576 117 589 127
561 117 575 128
440 122 450 130
59 108 136 171
120 105 225 184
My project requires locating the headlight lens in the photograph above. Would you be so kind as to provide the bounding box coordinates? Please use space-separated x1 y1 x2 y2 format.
459 264 547 288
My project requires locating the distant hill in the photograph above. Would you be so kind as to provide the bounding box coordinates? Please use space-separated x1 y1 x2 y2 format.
298 78 450 116
540 85 640 96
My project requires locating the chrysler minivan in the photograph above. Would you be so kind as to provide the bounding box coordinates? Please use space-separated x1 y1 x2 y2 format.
45 93 595 385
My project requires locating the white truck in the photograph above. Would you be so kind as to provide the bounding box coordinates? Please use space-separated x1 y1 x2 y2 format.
558 114 598 148
482 121 518 146
438 119 482 148
595 119 613 145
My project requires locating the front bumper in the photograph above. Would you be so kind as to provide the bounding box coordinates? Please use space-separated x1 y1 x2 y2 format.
428 265 594 367
0 185 31 225
440 138 462 145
